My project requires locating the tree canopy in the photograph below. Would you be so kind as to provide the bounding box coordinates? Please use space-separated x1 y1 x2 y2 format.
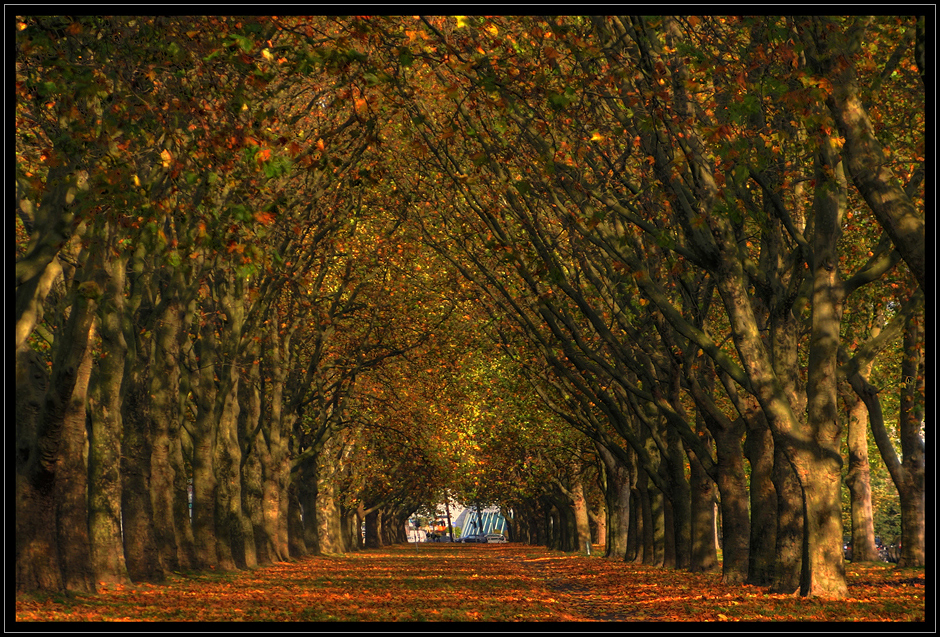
15 14 924 601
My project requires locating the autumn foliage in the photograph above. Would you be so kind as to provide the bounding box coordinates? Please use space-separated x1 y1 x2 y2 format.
15 544 925 623
15 14 925 609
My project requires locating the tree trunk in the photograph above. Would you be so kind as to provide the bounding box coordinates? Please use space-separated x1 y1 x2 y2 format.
798 137 848 598
16 272 98 592
315 459 345 554
627 486 641 563
825 47 925 292
571 478 592 552
596 443 631 560
744 409 778 584
54 320 97 592
662 423 692 570
896 302 925 568
713 418 750 584
714 237 846 596
120 327 164 583
687 431 718 573
842 383 879 562
190 321 220 569
88 251 130 587
771 447 803 594
215 375 249 571
287 480 307 558
170 296 198 571
246 443 275 564
364 509 382 549
149 298 184 572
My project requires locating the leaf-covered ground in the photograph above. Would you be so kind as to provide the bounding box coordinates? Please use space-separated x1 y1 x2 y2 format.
14 544 925 623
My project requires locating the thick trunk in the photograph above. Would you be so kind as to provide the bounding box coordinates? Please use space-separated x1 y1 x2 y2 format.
799 138 848 598
897 486 925 568
842 385 879 562
626 487 641 563
16 275 97 592
215 378 249 571
240 352 270 565
771 447 803 594
297 463 319 555
596 443 631 560
635 471 662 566
662 425 692 570
315 460 345 554
88 253 130 587
170 431 197 571
263 331 292 562
713 420 750 584
896 303 925 568
744 410 778 584
171 297 198 571
364 509 382 549
54 321 96 592
687 430 719 573
190 316 220 569
190 419 219 569
647 477 665 567
571 479 592 552
214 278 250 571
120 339 164 583
245 444 274 564
557 501 578 552
149 299 183 572
715 236 846 596
16 346 59 592
287 480 307 558
261 458 286 561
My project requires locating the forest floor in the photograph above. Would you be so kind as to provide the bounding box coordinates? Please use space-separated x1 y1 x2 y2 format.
14 543 926 624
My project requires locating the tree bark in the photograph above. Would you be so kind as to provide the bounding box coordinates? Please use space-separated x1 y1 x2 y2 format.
896 302 925 568
190 314 220 569
15 267 98 591
287 480 307 558
88 250 130 587
842 381 880 562
149 297 184 572
596 442 632 560
825 46 925 292
570 478 592 552
771 447 803 594
799 136 849 598
744 408 777 584
315 456 345 554
687 425 719 573
54 319 97 592
120 308 164 583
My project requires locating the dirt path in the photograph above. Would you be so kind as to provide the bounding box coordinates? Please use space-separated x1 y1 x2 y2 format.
14 543 925 622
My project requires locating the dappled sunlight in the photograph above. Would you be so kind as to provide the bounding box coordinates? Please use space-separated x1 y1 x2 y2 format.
15 544 923 622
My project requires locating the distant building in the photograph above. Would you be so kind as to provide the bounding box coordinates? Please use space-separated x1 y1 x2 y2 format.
452 505 507 536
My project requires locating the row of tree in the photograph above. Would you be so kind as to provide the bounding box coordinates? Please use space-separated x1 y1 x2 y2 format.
14 15 466 592
354 14 925 598
15 15 924 601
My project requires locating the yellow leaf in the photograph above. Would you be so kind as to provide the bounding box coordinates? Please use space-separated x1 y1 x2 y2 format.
590 131 604 142
456 16 468 28
718 613 728 620
160 149 172 168
262 48 274 61
487 24 498 36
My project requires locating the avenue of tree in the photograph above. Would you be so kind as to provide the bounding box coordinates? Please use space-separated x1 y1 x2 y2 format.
15 15 924 601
